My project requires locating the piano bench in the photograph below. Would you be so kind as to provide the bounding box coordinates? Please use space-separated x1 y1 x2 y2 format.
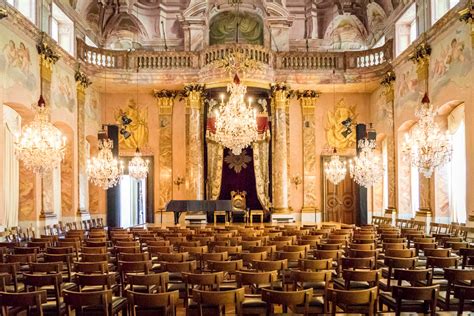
214 211 228 224
250 210 264 224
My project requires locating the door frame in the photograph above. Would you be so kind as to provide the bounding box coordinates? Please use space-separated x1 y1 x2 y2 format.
321 154 356 224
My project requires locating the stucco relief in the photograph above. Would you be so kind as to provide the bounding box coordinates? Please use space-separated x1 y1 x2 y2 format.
19 162 35 221
302 109 317 208
186 108 204 200
158 108 173 208
61 144 74 216
272 108 289 210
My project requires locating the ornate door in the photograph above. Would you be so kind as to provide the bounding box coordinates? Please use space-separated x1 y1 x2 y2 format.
322 156 357 224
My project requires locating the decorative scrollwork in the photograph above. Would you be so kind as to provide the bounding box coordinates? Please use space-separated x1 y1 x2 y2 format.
380 71 396 87
153 89 178 99
36 33 60 66
458 1 474 23
408 42 432 65
75 64 92 89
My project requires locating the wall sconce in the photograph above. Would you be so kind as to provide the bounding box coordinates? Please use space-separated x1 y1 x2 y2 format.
290 175 302 190
173 176 185 190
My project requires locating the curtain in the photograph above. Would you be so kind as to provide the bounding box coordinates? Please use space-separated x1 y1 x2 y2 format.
3 105 21 228
207 141 224 200
252 137 270 210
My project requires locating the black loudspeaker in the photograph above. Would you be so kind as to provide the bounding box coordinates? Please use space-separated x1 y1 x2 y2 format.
106 125 121 228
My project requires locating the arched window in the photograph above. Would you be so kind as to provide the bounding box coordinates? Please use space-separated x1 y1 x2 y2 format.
447 104 466 223
3 105 21 228
7 0 35 24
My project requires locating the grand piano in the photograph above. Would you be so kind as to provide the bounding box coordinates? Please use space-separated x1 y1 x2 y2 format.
164 200 233 225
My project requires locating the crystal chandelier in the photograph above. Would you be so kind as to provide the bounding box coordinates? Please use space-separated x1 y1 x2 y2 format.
128 149 149 180
402 94 452 178
349 138 384 188
324 149 347 185
214 74 259 155
15 96 66 174
87 135 123 189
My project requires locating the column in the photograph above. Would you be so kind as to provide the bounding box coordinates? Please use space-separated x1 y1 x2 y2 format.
299 92 320 222
39 55 60 223
271 85 290 214
381 72 398 223
184 85 205 200
75 68 91 219
154 90 175 208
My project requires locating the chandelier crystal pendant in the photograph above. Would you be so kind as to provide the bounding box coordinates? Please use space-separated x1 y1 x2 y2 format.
87 135 123 189
349 138 384 188
402 94 452 178
15 96 66 174
214 74 259 155
128 148 149 180
324 149 347 185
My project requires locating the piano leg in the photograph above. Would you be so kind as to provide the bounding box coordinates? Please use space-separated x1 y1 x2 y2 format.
174 212 179 225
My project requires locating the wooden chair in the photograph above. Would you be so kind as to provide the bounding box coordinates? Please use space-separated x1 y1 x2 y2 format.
380 285 439 316
453 285 474 315
437 268 474 311
298 258 332 271
63 289 127 316
291 270 332 313
0 290 47 316
0 263 22 292
240 252 267 269
182 272 224 309
23 273 66 315
334 269 381 290
126 272 169 294
327 287 378 316
118 261 152 294
379 257 418 291
261 288 313 316
192 288 245 316
127 290 179 316
459 248 474 269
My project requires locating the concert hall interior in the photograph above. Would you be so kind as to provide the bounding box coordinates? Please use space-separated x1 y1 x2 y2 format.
0 0 474 315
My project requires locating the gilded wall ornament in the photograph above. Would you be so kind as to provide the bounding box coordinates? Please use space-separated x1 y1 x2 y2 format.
74 64 92 90
36 33 60 67
224 149 252 173
326 98 358 151
116 99 149 150
214 51 264 77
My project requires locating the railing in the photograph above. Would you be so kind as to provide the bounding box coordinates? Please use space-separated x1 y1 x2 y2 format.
201 43 272 67
76 38 393 71
276 52 343 70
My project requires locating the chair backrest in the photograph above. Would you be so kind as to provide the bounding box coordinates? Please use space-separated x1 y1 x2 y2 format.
207 259 243 273
0 290 47 315
385 249 415 258
341 269 381 289
119 252 150 262
426 256 458 270
128 272 169 293
454 285 474 314
23 273 62 314
393 268 433 286
127 290 179 316
291 270 332 290
160 260 197 273
192 288 245 316
298 258 332 271
253 259 288 272
76 273 116 290
423 248 451 257
237 271 278 290
29 262 62 274
391 285 439 314
328 287 378 316
261 288 313 315
75 261 109 274
156 252 189 262
341 257 376 270
63 289 113 316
